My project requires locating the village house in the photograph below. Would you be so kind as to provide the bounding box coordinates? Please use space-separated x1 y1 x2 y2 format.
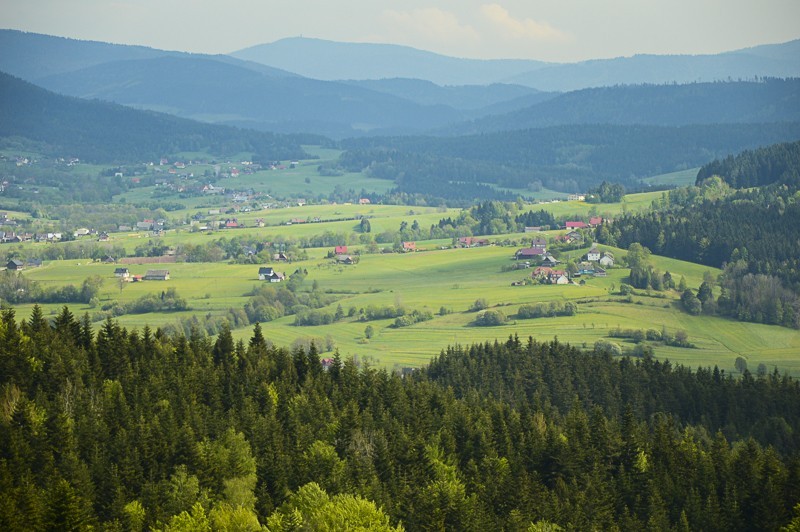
599 253 615 267
336 255 356 265
143 269 170 281
540 253 561 267
114 267 130 279
335 245 348 255
555 230 584 244
402 241 417 252
531 237 547 250
565 221 589 230
587 246 602 262
589 216 603 227
258 267 285 282
532 267 570 285
6 259 24 270
515 246 546 260
578 262 598 275
458 237 489 248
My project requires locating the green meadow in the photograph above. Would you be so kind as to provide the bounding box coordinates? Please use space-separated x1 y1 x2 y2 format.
642 168 700 187
15 236 800 377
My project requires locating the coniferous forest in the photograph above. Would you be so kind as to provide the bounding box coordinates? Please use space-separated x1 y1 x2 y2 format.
2 306 800 530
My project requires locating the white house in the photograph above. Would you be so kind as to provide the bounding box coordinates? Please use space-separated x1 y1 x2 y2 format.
258 267 284 282
587 246 601 262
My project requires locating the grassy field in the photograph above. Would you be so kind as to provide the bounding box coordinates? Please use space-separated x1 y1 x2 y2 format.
15 238 800 377
642 168 700 187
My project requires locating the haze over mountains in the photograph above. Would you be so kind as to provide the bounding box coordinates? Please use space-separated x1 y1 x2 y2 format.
232 36 800 90
1 29 799 141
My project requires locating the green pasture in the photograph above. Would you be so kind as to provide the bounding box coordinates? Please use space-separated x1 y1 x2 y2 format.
13 240 800 376
642 168 700 187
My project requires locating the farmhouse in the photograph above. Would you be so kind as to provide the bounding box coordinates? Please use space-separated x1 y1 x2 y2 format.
6 259 24 270
335 245 348 255
114 267 130 279
532 267 570 284
600 253 615 267
531 237 547 250
589 216 603 227
540 253 561 267
143 269 170 281
258 267 285 282
515 247 545 260
336 255 356 265
587 246 601 262
555 231 584 244
565 221 588 230
402 241 416 252
458 237 489 248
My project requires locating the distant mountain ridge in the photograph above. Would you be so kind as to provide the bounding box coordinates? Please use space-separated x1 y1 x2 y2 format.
0 71 311 162
231 37 550 86
507 40 800 91
231 36 800 90
444 79 800 135
2 29 798 141
33 55 468 139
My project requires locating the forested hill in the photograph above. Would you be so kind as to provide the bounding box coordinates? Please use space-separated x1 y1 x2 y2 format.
696 139 800 188
601 140 800 328
0 71 313 163
338 122 800 200
446 78 800 135
2 309 800 530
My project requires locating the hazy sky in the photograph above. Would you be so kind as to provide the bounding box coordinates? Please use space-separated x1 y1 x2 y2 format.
2 0 799 62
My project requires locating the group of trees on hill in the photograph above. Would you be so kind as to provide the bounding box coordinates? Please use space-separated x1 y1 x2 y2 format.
2 307 800 530
601 141 800 328
335 122 800 202
696 139 800 188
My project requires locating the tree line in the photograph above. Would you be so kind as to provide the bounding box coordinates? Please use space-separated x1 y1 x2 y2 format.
2 307 800 529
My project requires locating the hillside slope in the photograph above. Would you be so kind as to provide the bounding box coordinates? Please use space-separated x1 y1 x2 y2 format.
0 71 310 162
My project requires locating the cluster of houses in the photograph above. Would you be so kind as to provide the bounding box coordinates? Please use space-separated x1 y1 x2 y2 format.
114 268 171 282
513 236 616 285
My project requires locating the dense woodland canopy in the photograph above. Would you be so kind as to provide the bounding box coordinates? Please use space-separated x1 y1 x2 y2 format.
337 122 800 201
696 139 800 189
2 307 800 530
600 141 800 328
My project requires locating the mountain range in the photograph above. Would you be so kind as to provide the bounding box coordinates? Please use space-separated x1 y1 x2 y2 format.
232 36 800 91
0 29 798 141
